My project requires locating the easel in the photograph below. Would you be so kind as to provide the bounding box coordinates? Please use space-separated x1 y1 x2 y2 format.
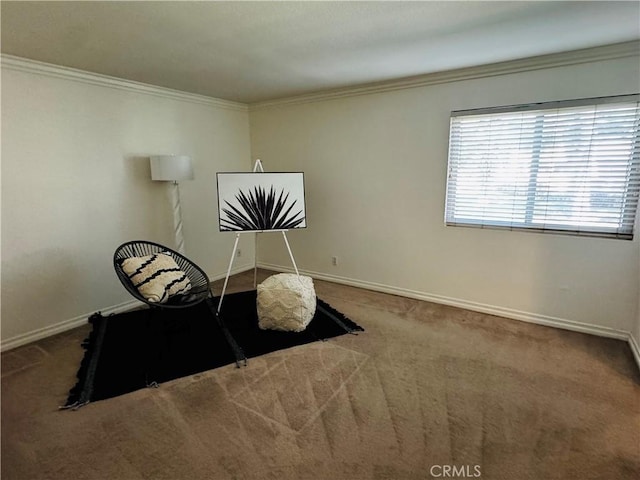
217 159 301 314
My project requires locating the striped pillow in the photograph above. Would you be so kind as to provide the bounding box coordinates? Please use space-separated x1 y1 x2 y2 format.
121 252 191 303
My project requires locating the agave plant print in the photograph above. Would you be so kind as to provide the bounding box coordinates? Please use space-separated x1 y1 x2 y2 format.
217 172 307 232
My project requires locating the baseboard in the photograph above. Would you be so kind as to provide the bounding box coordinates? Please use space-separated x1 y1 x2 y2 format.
629 333 640 370
0 299 143 352
0 265 255 353
259 262 640 371
5 262 637 372
208 264 255 292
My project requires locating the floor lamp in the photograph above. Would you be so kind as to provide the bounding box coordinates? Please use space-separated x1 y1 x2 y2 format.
150 155 194 255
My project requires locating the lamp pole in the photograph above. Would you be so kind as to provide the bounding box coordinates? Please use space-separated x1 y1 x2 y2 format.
150 155 194 254
171 181 186 254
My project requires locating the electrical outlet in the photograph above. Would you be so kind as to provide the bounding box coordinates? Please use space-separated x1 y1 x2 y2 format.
331 256 338 266
237 249 242 258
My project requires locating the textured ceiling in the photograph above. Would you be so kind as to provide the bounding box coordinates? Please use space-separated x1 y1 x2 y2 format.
2 1 639 104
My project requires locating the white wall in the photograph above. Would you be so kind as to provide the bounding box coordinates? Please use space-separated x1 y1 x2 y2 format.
250 54 640 337
3 48 639 353
1 61 254 349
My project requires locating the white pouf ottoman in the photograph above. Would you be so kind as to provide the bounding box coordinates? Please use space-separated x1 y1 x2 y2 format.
257 273 317 332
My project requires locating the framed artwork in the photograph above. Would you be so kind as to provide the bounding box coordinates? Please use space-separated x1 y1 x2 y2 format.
216 172 307 232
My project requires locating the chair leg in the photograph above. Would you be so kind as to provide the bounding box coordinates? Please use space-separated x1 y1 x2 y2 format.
206 301 247 368
144 307 161 386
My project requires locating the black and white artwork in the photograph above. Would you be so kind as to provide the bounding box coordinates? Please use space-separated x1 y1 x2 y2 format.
216 172 307 232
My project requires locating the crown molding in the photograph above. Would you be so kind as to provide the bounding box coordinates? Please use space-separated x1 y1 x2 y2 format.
0 54 248 112
3 40 637 113
250 41 640 110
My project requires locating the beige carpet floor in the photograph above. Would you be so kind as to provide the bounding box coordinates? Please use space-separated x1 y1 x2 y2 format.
2 270 639 480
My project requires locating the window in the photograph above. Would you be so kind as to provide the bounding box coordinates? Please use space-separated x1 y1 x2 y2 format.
445 95 640 239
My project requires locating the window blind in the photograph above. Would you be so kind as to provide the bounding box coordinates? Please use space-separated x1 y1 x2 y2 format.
445 95 640 239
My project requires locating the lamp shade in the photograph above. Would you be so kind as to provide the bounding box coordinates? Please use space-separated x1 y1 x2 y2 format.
150 155 194 181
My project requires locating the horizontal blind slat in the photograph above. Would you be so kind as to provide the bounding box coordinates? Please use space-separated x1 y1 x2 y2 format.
445 96 640 240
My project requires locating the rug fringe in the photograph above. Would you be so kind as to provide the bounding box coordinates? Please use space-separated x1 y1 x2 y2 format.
316 299 364 335
58 400 90 411
62 312 108 411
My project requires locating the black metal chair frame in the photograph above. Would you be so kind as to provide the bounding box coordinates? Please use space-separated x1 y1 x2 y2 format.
113 240 246 369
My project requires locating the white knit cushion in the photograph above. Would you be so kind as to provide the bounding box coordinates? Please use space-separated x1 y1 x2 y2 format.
257 274 316 332
121 252 191 303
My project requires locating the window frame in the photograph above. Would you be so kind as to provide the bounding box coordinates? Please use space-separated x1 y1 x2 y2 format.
444 94 640 240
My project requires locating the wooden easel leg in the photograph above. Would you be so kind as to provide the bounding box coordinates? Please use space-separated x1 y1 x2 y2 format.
281 231 300 277
217 233 241 314
254 232 259 288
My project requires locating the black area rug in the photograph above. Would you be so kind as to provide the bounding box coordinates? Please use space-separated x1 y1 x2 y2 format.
64 290 363 408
